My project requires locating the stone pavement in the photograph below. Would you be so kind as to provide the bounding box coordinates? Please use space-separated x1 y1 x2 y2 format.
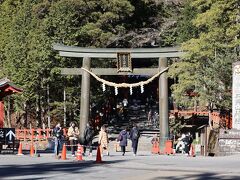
1 150 240 180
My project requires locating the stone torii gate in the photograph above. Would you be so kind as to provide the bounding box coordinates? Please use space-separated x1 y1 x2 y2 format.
53 44 184 150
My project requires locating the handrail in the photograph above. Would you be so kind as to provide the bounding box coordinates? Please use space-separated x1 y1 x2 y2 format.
171 110 232 128
15 128 68 141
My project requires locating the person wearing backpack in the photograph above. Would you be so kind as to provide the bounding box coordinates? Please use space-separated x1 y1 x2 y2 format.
130 124 140 156
117 127 129 156
83 123 95 157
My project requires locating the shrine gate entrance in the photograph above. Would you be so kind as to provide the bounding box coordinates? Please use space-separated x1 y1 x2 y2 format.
53 44 184 150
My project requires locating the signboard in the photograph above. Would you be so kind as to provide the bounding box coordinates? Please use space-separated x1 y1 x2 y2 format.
218 129 240 155
0 128 15 144
232 62 240 130
0 128 5 143
117 52 132 72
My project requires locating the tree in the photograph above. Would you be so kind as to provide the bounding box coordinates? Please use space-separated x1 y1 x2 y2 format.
1 0 199 128
0 0 135 127
170 0 240 111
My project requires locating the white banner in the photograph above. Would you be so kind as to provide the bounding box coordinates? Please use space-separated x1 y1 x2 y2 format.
232 62 240 130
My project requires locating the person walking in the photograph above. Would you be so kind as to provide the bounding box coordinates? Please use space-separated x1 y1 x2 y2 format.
67 122 80 156
83 123 95 157
53 122 63 158
98 125 109 157
186 132 193 155
130 124 140 156
118 127 129 156
176 133 187 154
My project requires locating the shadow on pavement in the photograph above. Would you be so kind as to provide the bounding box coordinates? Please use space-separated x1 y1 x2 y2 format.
0 159 126 178
150 171 240 180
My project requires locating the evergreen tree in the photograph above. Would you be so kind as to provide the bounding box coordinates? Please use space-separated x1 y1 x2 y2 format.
0 0 135 127
170 0 240 110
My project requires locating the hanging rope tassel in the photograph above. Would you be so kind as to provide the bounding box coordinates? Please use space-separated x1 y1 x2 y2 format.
81 67 169 88
115 87 118 95
102 83 106 92
130 86 133 95
140 83 144 93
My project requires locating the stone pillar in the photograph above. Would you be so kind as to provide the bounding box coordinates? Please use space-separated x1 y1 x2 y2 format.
232 62 240 130
0 99 4 128
159 57 169 152
79 57 91 143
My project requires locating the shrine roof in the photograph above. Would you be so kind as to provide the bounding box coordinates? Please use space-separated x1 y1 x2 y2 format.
0 78 22 96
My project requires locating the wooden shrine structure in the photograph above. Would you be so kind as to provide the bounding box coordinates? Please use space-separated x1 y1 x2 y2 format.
0 78 22 128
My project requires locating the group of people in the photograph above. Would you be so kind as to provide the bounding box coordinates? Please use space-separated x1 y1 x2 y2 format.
147 109 159 127
53 122 94 158
175 132 193 155
52 122 140 158
117 124 140 156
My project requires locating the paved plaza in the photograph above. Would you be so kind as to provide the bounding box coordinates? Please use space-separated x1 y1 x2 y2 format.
1 151 240 180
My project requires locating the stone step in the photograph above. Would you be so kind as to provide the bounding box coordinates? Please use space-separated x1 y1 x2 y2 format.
106 133 154 152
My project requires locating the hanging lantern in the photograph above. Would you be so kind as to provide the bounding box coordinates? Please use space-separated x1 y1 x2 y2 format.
115 86 118 95
141 83 144 93
102 83 106 92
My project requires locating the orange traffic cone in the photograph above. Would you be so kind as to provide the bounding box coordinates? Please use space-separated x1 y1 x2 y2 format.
17 142 24 155
189 144 196 157
76 144 83 161
30 143 34 157
61 143 67 160
151 142 159 154
96 145 102 163
164 140 174 155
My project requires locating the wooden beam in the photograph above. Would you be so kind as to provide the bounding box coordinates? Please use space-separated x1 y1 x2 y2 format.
61 68 159 76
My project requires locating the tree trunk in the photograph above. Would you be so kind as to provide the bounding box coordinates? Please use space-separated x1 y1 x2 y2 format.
24 102 28 128
208 102 213 130
7 96 11 128
36 94 42 128
47 83 51 128
194 98 197 112
64 88 66 127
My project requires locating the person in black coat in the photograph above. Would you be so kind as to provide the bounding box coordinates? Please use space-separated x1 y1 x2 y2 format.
185 132 193 155
83 123 95 156
118 127 129 156
130 124 140 156
53 123 63 158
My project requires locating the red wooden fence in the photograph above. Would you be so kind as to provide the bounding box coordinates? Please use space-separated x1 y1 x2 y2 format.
15 128 68 141
171 110 232 129
15 111 232 141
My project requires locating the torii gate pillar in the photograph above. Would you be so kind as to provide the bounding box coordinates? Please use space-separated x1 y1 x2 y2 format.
159 57 169 151
79 57 91 143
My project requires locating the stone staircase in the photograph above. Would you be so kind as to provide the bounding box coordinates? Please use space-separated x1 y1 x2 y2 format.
107 133 155 152
105 100 159 152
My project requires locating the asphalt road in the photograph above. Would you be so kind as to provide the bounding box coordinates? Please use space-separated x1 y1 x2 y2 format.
0 151 240 180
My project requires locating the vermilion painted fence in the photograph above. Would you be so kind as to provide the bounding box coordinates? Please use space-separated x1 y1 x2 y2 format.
15 111 232 141
15 128 68 141
171 110 232 129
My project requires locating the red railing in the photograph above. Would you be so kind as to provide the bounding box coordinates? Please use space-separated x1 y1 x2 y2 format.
15 128 68 141
171 110 232 129
15 111 232 141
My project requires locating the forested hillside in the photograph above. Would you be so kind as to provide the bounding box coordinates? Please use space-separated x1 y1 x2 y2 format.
0 0 239 128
